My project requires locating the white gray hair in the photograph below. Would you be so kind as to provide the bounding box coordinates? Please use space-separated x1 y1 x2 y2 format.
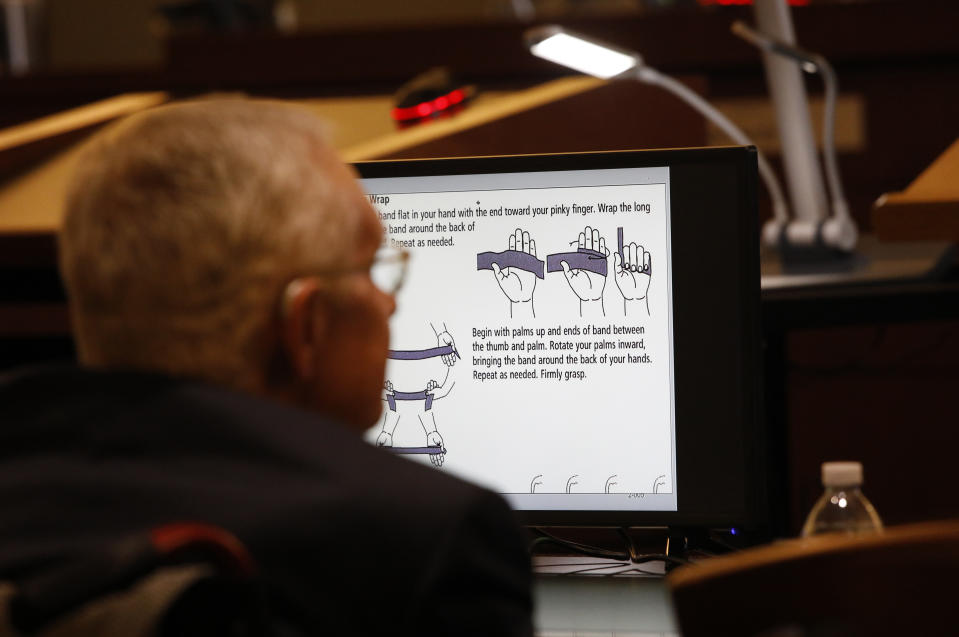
59 98 360 389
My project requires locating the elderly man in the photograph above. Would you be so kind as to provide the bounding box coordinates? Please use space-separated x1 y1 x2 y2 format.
0 100 533 635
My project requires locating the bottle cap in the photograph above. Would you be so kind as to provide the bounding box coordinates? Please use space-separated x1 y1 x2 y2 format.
822 461 863 487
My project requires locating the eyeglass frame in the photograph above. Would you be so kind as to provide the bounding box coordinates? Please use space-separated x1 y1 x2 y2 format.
280 245 410 318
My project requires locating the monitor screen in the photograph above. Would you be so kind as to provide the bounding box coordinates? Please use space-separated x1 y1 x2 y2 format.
355 147 763 528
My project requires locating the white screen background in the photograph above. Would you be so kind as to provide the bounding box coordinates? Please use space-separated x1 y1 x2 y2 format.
362 167 676 511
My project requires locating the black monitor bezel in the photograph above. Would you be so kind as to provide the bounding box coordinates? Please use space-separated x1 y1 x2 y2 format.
354 147 765 529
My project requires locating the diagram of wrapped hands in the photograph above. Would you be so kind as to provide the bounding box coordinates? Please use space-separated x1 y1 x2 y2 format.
476 228 543 318
376 322 458 467
477 227 652 317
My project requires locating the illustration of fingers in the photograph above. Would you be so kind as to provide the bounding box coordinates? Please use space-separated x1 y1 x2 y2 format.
616 227 651 275
378 410 399 439
632 243 646 272
549 228 609 315
478 230 543 317
613 229 652 315
605 475 618 494
424 428 445 467
530 474 544 494
565 475 579 494
422 421 442 442
437 325 460 362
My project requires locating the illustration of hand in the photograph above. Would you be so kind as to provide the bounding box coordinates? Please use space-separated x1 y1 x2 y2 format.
614 243 651 315
614 243 651 300
384 379 394 394
375 431 393 447
426 431 445 467
435 331 458 367
491 228 537 304
561 226 609 302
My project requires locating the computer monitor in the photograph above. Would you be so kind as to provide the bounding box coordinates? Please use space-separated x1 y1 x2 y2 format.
355 147 764 529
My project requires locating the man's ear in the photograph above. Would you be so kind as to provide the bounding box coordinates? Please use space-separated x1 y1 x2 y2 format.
280 278 332 381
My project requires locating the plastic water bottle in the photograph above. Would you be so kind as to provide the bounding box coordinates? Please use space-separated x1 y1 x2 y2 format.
800 461 883 537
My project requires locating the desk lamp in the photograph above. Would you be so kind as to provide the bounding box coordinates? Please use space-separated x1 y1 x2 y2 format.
525 25 790 247
732 20 856 252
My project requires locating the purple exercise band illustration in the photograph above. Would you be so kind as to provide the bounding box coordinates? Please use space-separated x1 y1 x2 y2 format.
386 345 458 411
392 447 447 456
546 248 609 277
387 390 433 411
388 344 459 361
546 226 611 317
377 325 457 467
476 250 545 278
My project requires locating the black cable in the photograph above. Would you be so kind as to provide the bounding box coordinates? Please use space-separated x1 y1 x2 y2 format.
530 528 629 561
632 553 690 567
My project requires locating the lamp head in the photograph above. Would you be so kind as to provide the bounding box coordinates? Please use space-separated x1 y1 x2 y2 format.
731 21 818 73
524 25 642 80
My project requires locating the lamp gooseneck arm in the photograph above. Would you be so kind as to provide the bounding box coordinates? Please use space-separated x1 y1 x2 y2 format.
730 20 856 250
633 66 789 228
810 52 849 219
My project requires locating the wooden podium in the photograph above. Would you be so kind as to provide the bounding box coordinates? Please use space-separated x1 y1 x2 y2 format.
872 137 959 241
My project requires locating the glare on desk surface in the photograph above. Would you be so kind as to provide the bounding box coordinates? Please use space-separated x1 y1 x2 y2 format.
529 31 638 79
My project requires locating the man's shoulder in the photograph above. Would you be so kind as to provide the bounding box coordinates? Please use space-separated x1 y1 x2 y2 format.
0 365 489 509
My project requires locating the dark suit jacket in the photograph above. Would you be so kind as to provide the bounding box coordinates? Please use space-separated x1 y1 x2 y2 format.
0 367 534 636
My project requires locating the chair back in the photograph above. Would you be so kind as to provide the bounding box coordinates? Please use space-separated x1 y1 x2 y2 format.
668 520 959 637
0 523 272 637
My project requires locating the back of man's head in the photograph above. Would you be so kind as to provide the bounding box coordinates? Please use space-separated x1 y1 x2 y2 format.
60 99 361 391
